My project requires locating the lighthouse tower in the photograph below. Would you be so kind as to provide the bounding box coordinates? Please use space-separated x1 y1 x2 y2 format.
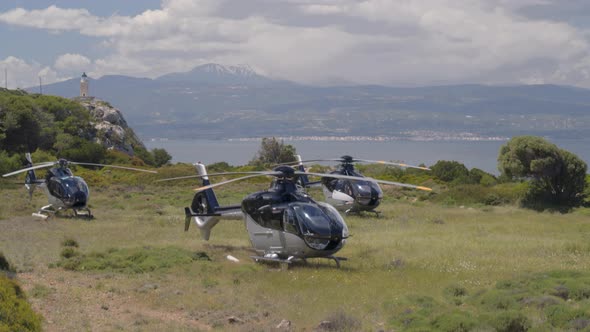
80 72 89 97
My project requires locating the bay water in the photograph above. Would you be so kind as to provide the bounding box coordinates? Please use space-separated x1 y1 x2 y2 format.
145 138 589 175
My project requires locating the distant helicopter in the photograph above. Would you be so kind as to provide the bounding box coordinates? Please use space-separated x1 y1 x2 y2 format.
159 162 432 267
290 155 431 215
2 153 157 219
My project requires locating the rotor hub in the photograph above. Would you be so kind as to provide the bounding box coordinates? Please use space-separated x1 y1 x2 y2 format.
272 165 296 178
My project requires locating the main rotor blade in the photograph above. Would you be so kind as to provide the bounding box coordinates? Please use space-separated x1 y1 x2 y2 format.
297 171 432 191
278 159 343 166
280 158 430 170
188 170 432 192
71 162 157 173
157 171 273 182
2 162 56 177
351 159 431 171
194 173 281 192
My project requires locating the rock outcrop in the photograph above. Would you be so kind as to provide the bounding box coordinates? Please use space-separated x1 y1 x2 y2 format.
73 97 145 156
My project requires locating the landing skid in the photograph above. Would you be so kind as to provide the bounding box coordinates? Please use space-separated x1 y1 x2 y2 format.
32 204 56 220
31 205 93 220
73 208 93 219
345 209 381 217
251 255 348 269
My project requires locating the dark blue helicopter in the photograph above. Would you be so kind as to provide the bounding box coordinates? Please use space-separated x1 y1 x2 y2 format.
2 153 156 219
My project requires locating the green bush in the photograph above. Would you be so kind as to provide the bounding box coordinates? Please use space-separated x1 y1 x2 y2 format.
0 252 13 272
57 246 195 273
433 182 526 207
60 247 79 259
59 139 106 163
431 160 469 183
249 137 297 166
0 276 42 331
545 305 590 328
61 238 79 248
0 151 22 176
443 284 468 306
321 310 361 331
431 310 478 332
152 148 172 167
488 310 530 332
499 136 588 210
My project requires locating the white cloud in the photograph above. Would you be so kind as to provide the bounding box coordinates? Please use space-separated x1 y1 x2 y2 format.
0 6 97 32
0 0 589 87
0 56 61 89
54 53 91 72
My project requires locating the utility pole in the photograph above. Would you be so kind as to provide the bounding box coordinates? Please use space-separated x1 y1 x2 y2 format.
4 68 6 89
39 76 43 94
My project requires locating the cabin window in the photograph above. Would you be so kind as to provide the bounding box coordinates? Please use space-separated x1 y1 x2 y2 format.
283 208 299 234
258 205 283 231
48 179 65 198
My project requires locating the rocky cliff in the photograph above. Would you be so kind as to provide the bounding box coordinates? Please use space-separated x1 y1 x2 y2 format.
73 97 145 156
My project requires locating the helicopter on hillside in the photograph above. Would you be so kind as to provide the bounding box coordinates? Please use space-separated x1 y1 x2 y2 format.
289 155 431 215
158 162 432 267
2 153 157 219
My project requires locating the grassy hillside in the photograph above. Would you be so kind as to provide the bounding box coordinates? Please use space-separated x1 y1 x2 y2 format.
0 89 168 173
1 176 589 330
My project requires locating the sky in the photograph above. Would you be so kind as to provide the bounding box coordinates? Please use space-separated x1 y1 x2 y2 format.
1 0 590 89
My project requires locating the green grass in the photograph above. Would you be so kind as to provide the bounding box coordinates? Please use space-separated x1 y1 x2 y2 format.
1 179 590 330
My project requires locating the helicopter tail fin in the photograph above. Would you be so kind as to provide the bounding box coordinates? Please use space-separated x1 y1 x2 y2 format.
294 154 321 188
24 153 37 198
185 207 220 241
295 154 311 186
194 162 220 209
184 162 221 240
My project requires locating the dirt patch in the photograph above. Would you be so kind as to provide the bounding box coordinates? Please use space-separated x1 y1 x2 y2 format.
17 269 212 331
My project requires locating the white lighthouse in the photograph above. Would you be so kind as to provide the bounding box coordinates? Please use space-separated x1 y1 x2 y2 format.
80 72 89 97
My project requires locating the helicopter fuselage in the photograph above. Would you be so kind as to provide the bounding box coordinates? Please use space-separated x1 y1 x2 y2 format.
44 167 90 211
189 175 349 261
240 182 348 259
320 169 384 213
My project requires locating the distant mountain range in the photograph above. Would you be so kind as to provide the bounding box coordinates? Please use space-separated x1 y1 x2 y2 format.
30 63 590 140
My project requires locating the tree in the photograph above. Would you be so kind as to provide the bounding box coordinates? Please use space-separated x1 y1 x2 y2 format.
152 148 172 167
498 136 587 209
431 160 469 183
250 137 297 166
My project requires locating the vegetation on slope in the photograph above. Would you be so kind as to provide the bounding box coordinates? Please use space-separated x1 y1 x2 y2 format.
0 89 170 174
0 253 42 332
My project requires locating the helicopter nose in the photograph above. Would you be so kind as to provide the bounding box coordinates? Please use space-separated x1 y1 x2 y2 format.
72 191 87 207
356 195 372 205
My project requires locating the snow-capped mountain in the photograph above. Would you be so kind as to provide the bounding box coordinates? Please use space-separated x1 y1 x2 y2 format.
156 63 273 85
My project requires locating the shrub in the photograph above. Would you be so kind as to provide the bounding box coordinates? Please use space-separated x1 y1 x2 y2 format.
431 160 469 183
0 252 13 272
60 247 79 259
431 310 478 332
444 284 468 298
61 238 79 248
0 151 23 176
477 290 519 310
488 310 530 332
545 304 590 328
57 246 195 273
0 276 43 331
499 136 587 209
152 148 172 167
319 310 361 331
249 137 297 166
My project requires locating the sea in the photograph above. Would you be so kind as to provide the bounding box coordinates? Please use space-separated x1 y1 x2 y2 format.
145 138 590 175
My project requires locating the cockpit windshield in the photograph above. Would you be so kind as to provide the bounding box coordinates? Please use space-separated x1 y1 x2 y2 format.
352 180 382 197
285 202 346 250
291 203 335 237
60 176 89 196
